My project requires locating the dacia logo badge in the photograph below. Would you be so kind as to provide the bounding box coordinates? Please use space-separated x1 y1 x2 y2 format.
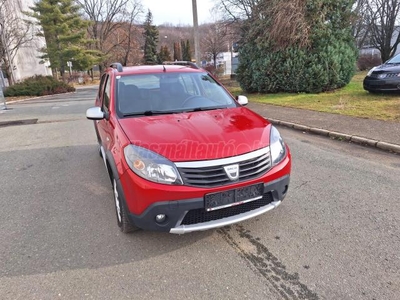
224 164 240 181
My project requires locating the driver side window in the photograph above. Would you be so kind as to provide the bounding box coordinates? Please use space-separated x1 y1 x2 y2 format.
103 76 111 112
98 74 107 99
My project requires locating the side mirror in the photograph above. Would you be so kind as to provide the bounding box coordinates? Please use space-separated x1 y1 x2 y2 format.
86 107 105 120
237 95 248 106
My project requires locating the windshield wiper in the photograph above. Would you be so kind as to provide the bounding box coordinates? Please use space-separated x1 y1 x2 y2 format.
185 106 228 112
123 106 228 117
123 110 182 117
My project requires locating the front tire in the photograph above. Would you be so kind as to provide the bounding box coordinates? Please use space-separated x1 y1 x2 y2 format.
113 178 138 233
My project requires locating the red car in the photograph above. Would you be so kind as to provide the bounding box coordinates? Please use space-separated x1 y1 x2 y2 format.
86 62 291 234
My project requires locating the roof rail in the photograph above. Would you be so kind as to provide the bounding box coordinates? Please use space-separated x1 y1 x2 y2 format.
163 61 200 69
109 62 123 72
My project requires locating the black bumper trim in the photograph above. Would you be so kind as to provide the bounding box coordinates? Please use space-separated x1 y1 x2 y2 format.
125 175 290 232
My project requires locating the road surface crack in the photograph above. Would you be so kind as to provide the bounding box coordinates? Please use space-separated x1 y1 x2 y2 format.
219 225 319 300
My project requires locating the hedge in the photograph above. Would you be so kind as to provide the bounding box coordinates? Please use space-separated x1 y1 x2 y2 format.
4 76 75 97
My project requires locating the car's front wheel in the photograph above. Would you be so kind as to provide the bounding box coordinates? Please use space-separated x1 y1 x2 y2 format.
113 178 139 233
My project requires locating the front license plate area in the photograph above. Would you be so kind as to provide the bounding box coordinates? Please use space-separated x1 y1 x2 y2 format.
204 183 264 211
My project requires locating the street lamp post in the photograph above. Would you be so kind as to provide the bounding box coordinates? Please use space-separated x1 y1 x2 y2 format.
192 0 201 66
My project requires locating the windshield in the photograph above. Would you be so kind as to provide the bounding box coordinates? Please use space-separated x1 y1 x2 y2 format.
386 54 400 64
115 72 237 116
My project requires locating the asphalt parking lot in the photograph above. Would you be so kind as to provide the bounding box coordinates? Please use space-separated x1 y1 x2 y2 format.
0 87 399 300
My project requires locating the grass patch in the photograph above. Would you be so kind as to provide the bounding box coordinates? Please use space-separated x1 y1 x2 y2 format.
222 72 400 122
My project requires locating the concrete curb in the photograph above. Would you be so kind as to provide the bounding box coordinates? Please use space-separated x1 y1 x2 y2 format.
267 118 400 154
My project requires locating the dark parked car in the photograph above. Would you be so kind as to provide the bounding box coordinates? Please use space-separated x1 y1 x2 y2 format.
363 53 400 93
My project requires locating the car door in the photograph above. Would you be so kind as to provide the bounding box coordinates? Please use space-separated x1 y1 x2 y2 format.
93 73 108 144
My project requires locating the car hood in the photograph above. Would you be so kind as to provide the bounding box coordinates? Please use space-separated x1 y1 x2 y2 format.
374 64 400 72
118 107 272 162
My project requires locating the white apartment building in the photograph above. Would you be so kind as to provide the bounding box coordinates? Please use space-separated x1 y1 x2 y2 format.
0 0 51 86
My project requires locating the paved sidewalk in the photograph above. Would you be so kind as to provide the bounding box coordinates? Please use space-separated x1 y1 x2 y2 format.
248 102 400 154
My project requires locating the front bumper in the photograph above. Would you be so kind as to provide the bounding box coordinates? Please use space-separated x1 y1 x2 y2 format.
363 76 400 92
124 175 290 233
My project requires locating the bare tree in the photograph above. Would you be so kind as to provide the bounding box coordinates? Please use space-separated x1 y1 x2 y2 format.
118 1 143 65
352 0 373 49
76 0 143 68
366 0 400 61
0 0 35 85
201 21 230 67
214 0 260 21
352 0 400 61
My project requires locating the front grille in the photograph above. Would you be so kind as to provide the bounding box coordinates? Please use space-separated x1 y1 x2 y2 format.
370 72 400 79
177 151 272 187
384 73 399 78
181 192 273 225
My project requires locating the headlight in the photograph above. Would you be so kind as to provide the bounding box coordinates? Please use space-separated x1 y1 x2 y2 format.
367 67 377 76
124 145 183 185
270 126 286 166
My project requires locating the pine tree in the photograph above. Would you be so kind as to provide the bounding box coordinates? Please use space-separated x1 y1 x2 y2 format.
143 10 159 65
173 42 182 61
181 40 191 61
185 40 192 61
158 45 171 63
30 0 97 80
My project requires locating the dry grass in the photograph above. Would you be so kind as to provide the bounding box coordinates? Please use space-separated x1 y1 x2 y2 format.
223 72 400 122
268 0 310 50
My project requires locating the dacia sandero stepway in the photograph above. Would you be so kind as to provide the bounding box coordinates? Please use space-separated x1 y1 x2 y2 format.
86 62 291 234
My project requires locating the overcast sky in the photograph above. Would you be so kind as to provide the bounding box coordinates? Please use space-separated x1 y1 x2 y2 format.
141 0 216 25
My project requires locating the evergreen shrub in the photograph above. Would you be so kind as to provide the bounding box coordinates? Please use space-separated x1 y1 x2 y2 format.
236 0 358 93
4 76 75 97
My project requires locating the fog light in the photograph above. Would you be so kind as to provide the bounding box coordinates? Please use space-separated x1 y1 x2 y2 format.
155 214 166 223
